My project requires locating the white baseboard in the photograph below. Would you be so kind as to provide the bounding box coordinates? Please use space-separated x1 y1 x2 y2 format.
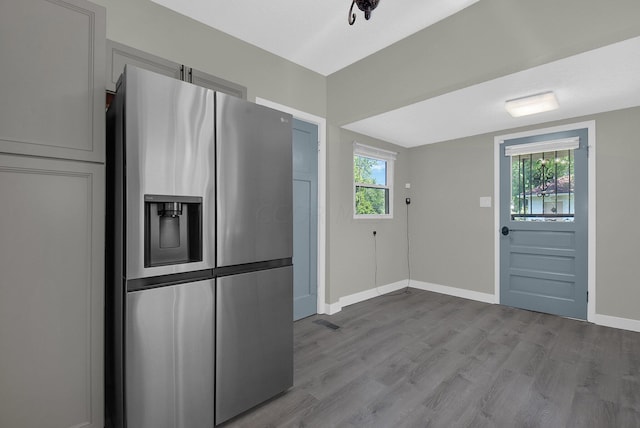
409 280 496 304
325 301 342 315
324 280 409 315
322 280 640 333
592 313 640 333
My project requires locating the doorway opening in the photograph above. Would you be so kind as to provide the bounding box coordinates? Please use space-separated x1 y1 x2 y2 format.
256 98 327 318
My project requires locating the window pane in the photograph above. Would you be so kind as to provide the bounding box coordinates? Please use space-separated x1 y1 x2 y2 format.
510 149 575 222
355 186 389 215
354 155 386 185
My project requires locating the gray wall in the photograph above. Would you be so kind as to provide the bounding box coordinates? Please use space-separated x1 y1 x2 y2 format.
407 106 640 321
594 107 640 320
92 0 326 118
408 135 494 294
93 0 640 322
321 0 640 311
326 128 410 303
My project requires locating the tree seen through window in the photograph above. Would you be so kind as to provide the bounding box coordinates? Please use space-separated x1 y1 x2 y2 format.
511 149 575 221
354 155 388 215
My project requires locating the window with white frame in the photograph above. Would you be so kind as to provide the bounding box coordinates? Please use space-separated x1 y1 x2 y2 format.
353 142 396 218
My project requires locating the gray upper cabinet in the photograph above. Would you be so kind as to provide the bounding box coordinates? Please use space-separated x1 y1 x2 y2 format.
106 40 247 99
106 40 182 91
189 68 247 99
0 0 106 163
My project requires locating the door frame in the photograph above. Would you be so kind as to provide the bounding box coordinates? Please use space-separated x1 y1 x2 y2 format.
256 98 326 315
494 120 596 322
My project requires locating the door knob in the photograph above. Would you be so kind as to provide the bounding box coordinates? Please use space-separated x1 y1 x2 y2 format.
501 226 510 236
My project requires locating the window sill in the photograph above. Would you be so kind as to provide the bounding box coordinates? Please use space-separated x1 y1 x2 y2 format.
353 214 394 220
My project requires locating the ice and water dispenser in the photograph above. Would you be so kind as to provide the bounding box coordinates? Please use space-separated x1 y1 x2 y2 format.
144 194 203 267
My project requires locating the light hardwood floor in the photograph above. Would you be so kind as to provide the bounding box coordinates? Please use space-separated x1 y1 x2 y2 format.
221 288 640 427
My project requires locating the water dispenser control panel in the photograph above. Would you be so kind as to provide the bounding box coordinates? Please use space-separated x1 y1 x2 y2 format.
144 194 203 267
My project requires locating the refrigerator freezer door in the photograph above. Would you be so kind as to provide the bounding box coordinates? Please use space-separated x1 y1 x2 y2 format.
124 66 215 279
215 267 293 424
125 279 215 428
216 93 293 266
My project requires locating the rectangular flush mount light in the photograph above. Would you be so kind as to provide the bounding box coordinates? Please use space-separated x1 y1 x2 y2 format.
505 91 559 117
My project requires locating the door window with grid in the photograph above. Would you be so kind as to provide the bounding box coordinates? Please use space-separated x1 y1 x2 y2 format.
507 138 578 222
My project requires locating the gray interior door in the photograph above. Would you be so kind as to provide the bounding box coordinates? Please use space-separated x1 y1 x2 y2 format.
500 129 588 319
293 119 318 321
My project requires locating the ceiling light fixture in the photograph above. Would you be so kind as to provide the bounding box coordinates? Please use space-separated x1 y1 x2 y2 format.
349 0 380 25
505 91 559 117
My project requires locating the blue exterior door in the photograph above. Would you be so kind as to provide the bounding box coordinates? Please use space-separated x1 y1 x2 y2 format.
500 129 588 319
292 119 318 321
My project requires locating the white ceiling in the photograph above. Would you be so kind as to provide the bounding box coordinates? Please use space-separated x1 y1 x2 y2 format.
150 0 480 76
344 36 640 147
151 0 640 149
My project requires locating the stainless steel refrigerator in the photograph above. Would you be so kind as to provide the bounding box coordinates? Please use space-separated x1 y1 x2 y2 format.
106 65 293 428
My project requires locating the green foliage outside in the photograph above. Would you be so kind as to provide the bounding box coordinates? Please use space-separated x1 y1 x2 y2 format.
354 155 387 215
511 151 574 215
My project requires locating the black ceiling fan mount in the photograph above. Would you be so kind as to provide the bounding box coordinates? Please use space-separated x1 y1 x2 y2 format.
349 0 380 25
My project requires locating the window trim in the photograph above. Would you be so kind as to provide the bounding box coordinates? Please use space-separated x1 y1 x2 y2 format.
504 137 579 157
353 142 396 219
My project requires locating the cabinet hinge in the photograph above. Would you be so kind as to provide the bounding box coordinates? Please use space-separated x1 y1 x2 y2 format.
587 291 589 302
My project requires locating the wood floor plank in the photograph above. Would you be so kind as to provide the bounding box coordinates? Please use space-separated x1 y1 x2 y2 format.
220 289 640 428
501 339 547 377
620 378 640 412
369 341 429 388
478 368 535 426
548 318 590 364
340 380 426 427
565 392 618 428
621 329 640 379
223 389 318 428
618 407 640 427
444 326 489 355
574 359 620 403
513 389 570 428
421 373 484 427
531 358 579 408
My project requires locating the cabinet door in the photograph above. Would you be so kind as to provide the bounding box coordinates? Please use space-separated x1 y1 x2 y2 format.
106 41 248 99
0 154 105 428
190 68 247 99
0 0 105 162
106 40 182 92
